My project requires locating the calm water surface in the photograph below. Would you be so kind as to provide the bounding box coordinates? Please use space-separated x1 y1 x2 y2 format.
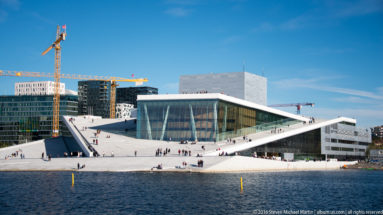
0 170 382 214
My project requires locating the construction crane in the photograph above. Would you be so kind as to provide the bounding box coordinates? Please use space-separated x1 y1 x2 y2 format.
41 25 67 137
0 69 148 133
268 102 315 114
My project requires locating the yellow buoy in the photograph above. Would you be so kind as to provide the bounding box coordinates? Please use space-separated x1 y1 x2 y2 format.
72 172 74 186
240 177 243 192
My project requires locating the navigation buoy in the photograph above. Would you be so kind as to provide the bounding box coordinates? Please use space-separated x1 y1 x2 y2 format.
240 177 243 192
72 172 74 186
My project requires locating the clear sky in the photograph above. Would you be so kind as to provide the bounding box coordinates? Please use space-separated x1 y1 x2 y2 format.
0 0 382 128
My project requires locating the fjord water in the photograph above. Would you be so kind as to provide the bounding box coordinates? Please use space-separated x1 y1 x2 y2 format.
0 170 382 214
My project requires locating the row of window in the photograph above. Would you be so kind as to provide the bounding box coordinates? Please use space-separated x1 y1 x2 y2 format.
325 138 370 146
325 146 365 152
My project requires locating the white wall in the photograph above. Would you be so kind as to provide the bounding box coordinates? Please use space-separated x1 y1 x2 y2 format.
15 81 65 96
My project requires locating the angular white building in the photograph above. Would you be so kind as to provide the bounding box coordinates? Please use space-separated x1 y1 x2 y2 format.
179 71 267 105
15 81 65 96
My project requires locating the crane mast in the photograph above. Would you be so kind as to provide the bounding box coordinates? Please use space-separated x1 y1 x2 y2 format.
53 26 62 137
41 25 66 137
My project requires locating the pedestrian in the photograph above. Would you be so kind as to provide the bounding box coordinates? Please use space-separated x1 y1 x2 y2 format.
77 162 80 170
42 152 44 159
134 150 137 157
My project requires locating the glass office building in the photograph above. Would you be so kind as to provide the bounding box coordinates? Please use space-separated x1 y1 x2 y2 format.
136 94 301 141
0 95 78 146
78 81 111 118
117 87 158 108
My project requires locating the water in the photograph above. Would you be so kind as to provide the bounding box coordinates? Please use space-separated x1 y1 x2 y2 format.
0 170 382 214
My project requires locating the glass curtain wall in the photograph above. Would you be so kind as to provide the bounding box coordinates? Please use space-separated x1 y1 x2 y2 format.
0 95 78 146
241 129 322 160
137 99 300 142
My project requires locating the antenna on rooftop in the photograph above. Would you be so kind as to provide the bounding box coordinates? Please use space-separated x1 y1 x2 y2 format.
242 60 246 72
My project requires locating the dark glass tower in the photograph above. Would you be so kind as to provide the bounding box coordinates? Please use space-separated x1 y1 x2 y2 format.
78 81 111 118
116 87 158 108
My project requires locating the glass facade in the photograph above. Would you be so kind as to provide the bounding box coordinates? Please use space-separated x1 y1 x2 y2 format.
116 87 158 108
78 81 111 118
137 99 299 141
241 129 323 160
0 95 78 146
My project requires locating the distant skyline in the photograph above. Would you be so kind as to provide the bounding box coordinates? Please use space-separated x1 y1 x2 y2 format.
0 0 382 127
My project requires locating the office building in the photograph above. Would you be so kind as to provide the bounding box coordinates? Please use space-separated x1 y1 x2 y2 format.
15 81 65 96
116 87 158 108
0 95 78 146
78 80 111 118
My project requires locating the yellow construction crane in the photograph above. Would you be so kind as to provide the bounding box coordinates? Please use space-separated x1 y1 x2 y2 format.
41 25 67 137
0 69 148 134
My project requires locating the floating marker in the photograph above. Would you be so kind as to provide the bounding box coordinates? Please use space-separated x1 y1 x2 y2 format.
72 172 74 186
240 177 243 192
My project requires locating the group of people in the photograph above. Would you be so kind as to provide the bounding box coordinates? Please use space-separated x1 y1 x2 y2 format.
303 117 316 124
218 151 229 156
178 149 191 156
181 90 209 94
4 149 24 160
155 148 170 156
41 152 51 161
77 162 86 170
271 128 284 134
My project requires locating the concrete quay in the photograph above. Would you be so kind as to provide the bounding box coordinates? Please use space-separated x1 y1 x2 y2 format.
0 156 357 173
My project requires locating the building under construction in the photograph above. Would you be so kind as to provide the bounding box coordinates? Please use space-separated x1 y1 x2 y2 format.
78 80 111 118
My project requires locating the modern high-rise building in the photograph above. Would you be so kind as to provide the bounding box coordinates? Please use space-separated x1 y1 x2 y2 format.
0 95 78 146
78 80 111 118
116 86 158 108
15 81 65 96
179 71 267 105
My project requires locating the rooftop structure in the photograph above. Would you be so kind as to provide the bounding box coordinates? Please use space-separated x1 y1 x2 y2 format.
179 71 267 105
15 81 65 96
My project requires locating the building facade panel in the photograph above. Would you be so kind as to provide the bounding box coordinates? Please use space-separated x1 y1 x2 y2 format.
15 81 65 96
321 122 371 158
179 72 267 105
78 81 111 118
116 87 158 108
0 95 78 146
136 99 298 142
244 72 267 106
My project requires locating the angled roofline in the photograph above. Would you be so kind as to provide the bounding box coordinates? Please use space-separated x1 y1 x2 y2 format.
138 93 310 122
204 117 357 156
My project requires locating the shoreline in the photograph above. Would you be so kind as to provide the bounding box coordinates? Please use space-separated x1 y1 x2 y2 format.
0 156 360 173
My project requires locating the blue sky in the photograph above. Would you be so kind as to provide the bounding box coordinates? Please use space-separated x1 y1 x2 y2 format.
0 0 382 127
